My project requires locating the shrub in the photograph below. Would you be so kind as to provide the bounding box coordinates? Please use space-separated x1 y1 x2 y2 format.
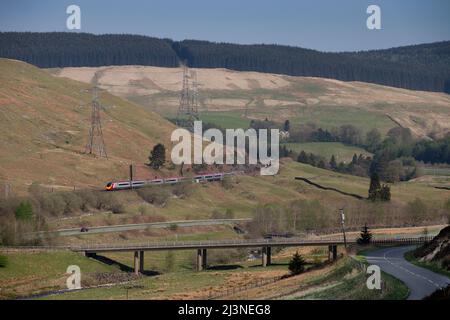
0 198 20 217
15 201 33 220
110 202 125 214
172 183 191 199
28 182 46 197
224 208 235 219
95 192 115 211
221 177 233 190
137 187 170 207
138 205 148 215
60 192 83 214
0 255 8 268
76 189 98 211
39 193 66 216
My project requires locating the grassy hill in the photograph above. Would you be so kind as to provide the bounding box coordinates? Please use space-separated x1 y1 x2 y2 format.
281 142 371 163
0 59 176 194
54 65 450 138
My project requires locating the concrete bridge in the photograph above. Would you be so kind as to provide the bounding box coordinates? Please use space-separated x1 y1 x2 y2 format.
71 237 431 275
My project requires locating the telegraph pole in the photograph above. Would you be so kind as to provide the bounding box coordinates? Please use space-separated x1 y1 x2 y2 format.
340 208 347 249
129 164 134 190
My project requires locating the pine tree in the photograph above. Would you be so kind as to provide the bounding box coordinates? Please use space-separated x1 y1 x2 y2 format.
357 223 373 245
288 251 306 275
283 120 290 132
317 159 326 169
297 151 308 163
149 143 166 170
329 155 337 170
368 172 381 201
352 154 358 165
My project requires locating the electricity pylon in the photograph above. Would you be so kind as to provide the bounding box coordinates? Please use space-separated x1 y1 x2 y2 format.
85 74 108 158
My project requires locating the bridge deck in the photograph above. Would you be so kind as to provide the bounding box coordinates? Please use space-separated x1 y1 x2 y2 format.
71 237 431 253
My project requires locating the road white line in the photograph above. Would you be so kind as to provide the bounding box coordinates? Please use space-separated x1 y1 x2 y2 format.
382 247 441 288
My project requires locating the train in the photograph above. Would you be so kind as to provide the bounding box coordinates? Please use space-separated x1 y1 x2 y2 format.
105 172 238 191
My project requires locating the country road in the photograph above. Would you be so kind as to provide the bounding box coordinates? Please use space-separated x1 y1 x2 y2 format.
33 218 251 237
366 246 450 300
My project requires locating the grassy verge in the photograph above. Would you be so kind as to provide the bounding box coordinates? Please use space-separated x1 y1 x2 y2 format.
404 250 450 278
300 256 409 300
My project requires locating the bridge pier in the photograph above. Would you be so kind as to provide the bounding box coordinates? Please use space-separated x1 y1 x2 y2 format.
262 246 272 267
196 249 207 271
139 251 145 273
134 251 140 275
328 245 337 261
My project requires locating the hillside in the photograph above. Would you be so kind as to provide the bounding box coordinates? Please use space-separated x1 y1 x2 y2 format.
54 65 450 137
0 59 176 194
1 32 450 93
413 226 450 271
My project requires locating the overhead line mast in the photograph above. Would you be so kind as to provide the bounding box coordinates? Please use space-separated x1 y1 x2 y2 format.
176 64 200 130
85 73 108 158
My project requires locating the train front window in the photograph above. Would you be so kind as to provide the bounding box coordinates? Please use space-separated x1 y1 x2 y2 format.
106 182 112 187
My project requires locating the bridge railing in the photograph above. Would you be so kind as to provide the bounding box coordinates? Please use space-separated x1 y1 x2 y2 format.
71 235 433 251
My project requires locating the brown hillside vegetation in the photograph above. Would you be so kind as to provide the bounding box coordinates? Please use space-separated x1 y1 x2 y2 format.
54 65 450 137
414 226 450 270
0 59 176 194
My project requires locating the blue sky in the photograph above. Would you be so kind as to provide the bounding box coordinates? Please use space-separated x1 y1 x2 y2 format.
0 0 449 52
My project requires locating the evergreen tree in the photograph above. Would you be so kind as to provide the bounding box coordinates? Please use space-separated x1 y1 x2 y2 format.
357 223 373 245
366 128 382 152
380 184 391 201
329 155 337 170
297 151 309 164
368 172 381 201
15 202 33 220
1 32 449 93
288 251 306 275
368 173 391 201
317 159 326 169
352 154 358 165
149 143 166 170
283 120 290 132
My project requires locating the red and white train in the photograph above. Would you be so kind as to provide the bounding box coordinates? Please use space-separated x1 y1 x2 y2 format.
105 172 237 191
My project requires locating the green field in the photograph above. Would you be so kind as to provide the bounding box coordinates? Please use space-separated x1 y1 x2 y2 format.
292 105 396 136
0 250 119 298
199 111 250 129
282 142 371 162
